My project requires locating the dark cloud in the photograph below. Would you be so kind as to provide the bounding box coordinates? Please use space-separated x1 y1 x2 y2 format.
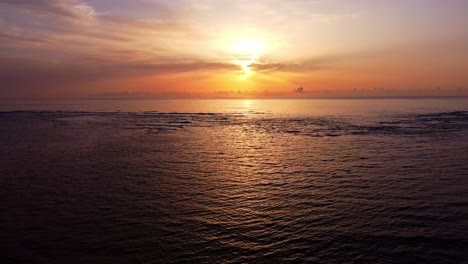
0 56 239 96
250 53 377 74
249 62 289 72
295 87 305 93
250 59 328 73
128 61 238 73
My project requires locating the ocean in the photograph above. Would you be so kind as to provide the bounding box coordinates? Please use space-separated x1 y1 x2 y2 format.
1 99 468 263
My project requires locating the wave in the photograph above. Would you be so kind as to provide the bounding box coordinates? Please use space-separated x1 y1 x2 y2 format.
1 110 468 137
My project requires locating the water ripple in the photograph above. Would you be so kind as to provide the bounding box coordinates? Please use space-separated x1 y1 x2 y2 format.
1 110 467 263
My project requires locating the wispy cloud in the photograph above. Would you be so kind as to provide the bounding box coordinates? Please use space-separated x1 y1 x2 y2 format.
0 0 467 98
1 0 339 95
1 0 94 19
0 0 215 93
0 0 192 55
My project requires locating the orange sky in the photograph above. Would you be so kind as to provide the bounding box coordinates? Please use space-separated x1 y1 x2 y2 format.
0 0 467 99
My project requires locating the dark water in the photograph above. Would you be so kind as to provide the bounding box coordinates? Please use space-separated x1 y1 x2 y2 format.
1 99 468 263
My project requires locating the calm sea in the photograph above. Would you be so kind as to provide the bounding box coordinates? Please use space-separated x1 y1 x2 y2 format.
1 99 468 263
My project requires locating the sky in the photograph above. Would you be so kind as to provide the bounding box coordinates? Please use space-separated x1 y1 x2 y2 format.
0 0 467 99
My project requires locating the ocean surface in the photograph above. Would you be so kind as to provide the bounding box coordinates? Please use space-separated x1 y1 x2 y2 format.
1 99 468 263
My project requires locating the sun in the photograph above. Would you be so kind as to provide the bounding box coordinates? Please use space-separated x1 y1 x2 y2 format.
215 33 270 76
230 38 266 55
224 37 267 75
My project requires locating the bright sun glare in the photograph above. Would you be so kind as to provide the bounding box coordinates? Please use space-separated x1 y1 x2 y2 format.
226 37 267 75
231 38 266 55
